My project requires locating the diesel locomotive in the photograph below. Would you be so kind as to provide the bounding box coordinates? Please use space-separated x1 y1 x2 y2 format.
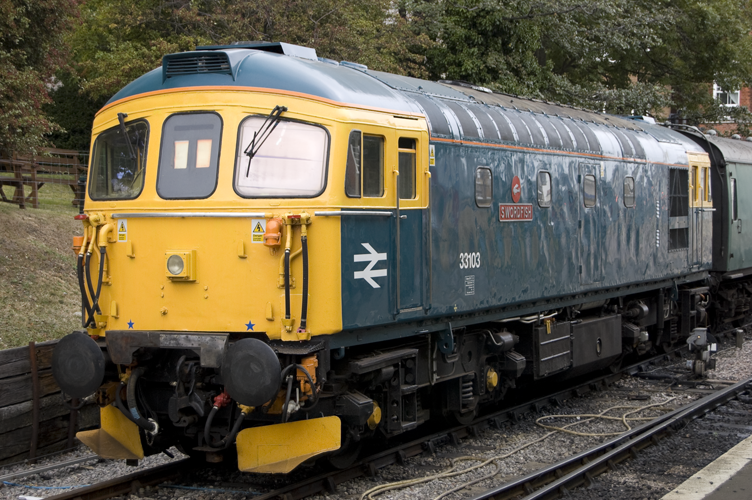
52 41 752 473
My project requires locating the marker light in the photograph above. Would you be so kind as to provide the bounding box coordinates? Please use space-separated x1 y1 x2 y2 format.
167 255 184 275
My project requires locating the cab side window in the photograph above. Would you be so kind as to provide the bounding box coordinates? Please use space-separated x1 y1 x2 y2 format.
345 130 384 198
398 138 416 200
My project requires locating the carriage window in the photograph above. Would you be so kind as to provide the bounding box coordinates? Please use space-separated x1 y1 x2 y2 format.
732 178 738 220
537 171 552 207
235 116 328 197
695 165 704 203
89 120 149 200
398 138 416 200
363 135 384 197
583 174 596 207
705 167 712 202
624 177 635 208
345 130 361 197
475 167 493 207
158 113 221 199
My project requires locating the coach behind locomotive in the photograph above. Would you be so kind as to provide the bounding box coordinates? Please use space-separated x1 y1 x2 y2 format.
53 41 721 473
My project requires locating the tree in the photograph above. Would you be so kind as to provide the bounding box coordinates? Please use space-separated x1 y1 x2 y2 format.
401 0 752 119
70 0 433 102
0 0 79 154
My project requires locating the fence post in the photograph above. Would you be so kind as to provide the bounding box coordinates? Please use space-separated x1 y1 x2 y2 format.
28 341 40 463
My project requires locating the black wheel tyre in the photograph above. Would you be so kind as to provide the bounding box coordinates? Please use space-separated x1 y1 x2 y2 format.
327 431 362 469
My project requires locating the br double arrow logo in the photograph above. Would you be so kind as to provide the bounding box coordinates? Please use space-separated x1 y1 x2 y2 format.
353 243 387 288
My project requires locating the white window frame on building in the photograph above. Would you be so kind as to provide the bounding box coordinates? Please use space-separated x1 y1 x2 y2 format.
713 83 740 107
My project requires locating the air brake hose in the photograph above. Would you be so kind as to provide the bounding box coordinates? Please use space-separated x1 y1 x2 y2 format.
284 248 291 320
299 235 309 332
279 363 319 418
203 405 248 449
84 247 106 328
76 255 92 328
84 227 100 322
115 381 157 433
125 367 158 433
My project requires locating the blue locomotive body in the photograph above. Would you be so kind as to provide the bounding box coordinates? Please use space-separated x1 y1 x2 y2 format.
53 43 738 472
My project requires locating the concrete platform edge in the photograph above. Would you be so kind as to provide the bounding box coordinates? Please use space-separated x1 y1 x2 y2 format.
661 432 752 499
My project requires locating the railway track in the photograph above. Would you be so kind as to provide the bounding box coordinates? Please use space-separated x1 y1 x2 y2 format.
40 350 696 500
465 376 752 500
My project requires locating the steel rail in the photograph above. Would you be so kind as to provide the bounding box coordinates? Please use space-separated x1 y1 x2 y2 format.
466 375 752 500
36 349 687 500
43 458 194 500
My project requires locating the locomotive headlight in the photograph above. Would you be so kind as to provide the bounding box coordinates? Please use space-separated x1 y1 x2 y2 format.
167 255 184 275
165 250 196 281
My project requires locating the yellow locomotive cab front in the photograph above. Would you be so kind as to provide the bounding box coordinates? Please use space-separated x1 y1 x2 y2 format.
54 58 427 469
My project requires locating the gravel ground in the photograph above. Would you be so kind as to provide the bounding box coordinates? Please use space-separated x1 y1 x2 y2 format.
1 335 751 500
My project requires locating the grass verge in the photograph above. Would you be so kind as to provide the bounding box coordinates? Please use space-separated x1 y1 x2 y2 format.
0 199 83 349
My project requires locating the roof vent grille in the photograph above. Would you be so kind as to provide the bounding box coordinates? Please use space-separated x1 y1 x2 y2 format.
163 52 232 80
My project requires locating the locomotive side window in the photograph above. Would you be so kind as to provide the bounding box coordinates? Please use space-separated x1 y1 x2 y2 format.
624 177 635 208
475 167 493 207
344 132 384 198
345 130 361 198
363 135 384 197
398 138 416 200
235 116 328 198
732 178 738 220
537 171 552 207
89 120 149 200
158 113 221 199
583 174 596 207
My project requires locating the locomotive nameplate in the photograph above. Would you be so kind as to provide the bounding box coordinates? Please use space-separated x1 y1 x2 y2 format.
499 203 533 222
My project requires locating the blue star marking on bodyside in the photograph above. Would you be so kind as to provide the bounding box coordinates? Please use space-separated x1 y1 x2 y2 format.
127 320 134 329
245 320 255 331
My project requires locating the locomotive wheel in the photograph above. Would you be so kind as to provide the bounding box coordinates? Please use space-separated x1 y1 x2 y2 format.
450 407 478 426
327 430 362 470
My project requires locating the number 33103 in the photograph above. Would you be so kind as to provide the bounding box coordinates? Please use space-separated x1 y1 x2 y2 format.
459 252 481 269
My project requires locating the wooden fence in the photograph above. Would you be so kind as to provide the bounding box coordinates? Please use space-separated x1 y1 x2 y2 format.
0 148 88 209
0 340 98 465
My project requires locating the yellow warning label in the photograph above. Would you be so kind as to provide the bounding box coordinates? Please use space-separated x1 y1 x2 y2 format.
251 219 265 244
117 219 127 242
429 145 436 167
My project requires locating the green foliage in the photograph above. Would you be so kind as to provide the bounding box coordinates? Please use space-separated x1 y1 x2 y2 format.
70 0 434 102
0 0 79 155
45 72 107 151
18 0 752 152
402 0 752 121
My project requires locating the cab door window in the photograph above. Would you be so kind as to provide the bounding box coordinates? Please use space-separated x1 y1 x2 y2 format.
345 130 384 198
157 112 222 199
398 138 416 200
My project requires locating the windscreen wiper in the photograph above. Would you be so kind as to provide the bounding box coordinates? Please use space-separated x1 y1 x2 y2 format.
245 105 288 176
117 112 137 160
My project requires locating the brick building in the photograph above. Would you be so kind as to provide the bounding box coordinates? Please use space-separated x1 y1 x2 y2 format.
701 84 752 135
